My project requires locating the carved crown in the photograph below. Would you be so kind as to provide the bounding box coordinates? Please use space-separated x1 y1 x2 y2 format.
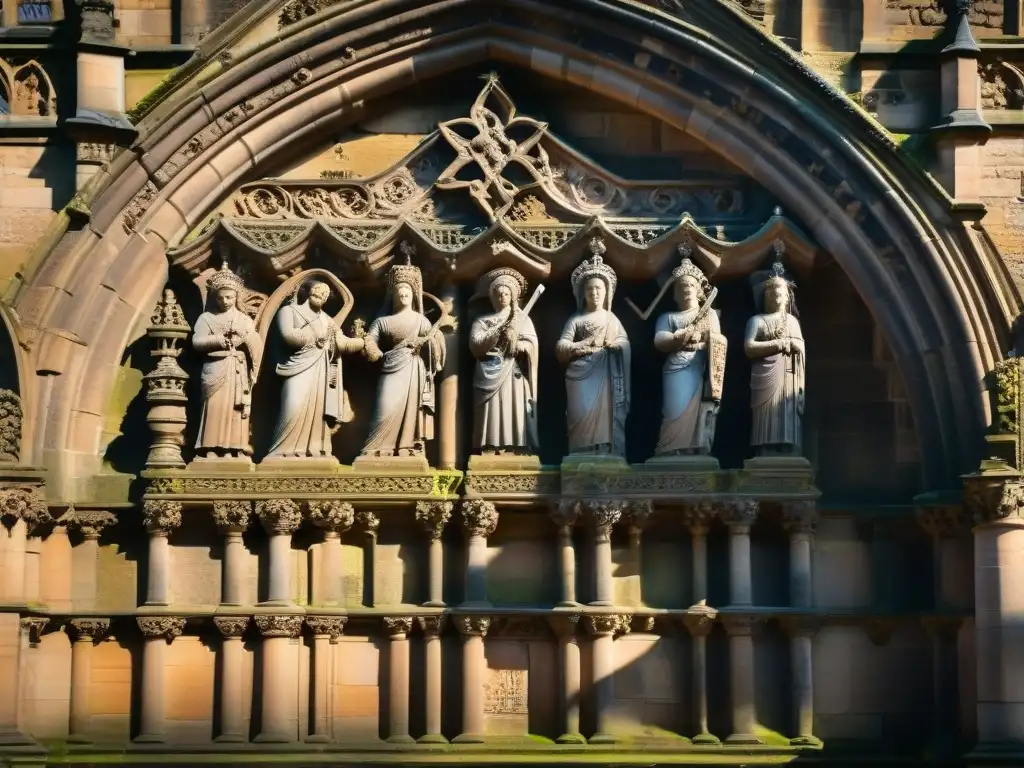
671 254 711 297
477 267 528 305
207 261 246 294
570 238 617 303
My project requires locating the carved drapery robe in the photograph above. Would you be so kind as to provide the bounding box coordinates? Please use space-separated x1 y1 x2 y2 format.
268 302 360 458
470 307 539 453
747 312 805 453
556 309 631 457
362 310 446 457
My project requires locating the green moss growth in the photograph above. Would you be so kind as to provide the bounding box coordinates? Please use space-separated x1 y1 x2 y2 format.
126 69 184 124
754 723 792 746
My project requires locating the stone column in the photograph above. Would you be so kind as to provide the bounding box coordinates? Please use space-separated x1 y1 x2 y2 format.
627 500 654 607
722 615 762 745
416 615 447 744
453 616 491 743
683 608 719 744
548 613 584 744
550 501 580 607
782 501 820 746
720 500 759 607
587 500 624 607
69 511 117 609
0 487 49 605
213 617 250 743
783 501 816 608
67 619 109 743
384 617 415 743
304 617 345 743
586 614 619 744
356 511 380 607
308 502 355 607
683 502 715 606
0 612 33 746
19 617 47 736
922 616 963 756
142 501 183 606
782 617 820 747
437 281 460 470
212 501 252 607
257 500 302 606
416 501 453 607
254 614 303 743
461 501 498 607
135 616 186 743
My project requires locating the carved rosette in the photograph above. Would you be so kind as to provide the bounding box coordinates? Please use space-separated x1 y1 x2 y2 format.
682 501 716 535
308 501 355 534
0 486 50 531
71 510 117 540
145 289 191 469
916 505 971 539
256 615 304 638
306 616 346 641
356 510 380 539
549 499 580 530
719 499 759 530
456 616 491 637
415 500 453 541
782 500 817 536
461 500 499 538
417 615 446 637
137 616 186 640
213 617 250 638
585 615 619 636
21 617 49 646
257 499 302 535
384 617 414 638
0 389 23 463
212 500 252 532
69 618 110 642
143 500 183 535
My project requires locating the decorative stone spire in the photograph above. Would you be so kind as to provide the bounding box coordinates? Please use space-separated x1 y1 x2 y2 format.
144 289 190 469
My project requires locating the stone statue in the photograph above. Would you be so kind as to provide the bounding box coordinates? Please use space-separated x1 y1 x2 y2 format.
192 263 264 458
653 257 726 456
360 259 446 458
469 268 541 455
744 257 805 455
556 239 631 458
267 279 364 459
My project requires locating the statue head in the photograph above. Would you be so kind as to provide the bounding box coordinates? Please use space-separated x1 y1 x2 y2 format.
671 254 710 311
214 287 238 312
387 245 424 313
393 281 415 311
764 277 789 313
206 261 245 313
750 255 797 316
584 277 607 312
480 268 527 312
571 238 617 312
307 281 331 311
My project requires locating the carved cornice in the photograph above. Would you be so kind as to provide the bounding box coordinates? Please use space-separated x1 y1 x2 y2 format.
415 500 453 540
137 616 186 640
308 500 355 533
69 618 110 642
212 500 252 532
143 500 183 534
213 616 250 638
257 499 302 535
455 615 491 637
782 500 816 536
255 614 304 638
306 616 347 640
417 615 446 637
461 499 498 538
384 617 414 638
145 472 457 497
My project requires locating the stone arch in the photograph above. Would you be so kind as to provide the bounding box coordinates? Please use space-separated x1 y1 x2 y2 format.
0 305 31 465
8 0 1017 495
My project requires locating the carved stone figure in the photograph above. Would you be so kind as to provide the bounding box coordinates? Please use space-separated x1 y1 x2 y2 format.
360 258 446 459
556 239 630 458
744 257 805 455
192 264 264 458
267 279 364 459
653 257 726 457
469 268 541 455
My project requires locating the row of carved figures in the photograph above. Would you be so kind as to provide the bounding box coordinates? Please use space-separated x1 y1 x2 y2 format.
157 238 805 465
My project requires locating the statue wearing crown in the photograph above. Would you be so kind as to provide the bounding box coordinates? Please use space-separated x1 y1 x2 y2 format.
652 251 727 458
192 263 264 458
744 252 806 455
360 249 447 461
556 238 631 458
470 267 542 456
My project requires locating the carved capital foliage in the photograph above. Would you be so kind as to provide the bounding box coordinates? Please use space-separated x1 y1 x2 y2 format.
384 616 414 637
456 615 491 637
461 499 499 538
719 498 759 529
628 500 655 530
916 505 971 539
308 500 355 533
306 616 346 640
137 616 186 640
356 510 380 537
71 509 117 540
22 617 49 645
0 390 23 463
69 618 110 642
256 615 304 638
682 607 718 637
0 486 49 529
415 500 453 540
586 499 625 530
782 500 817 535
143 500 183 534
682 501 716 534
212 500 252 532
417 615 446 637
549 499 580 529
257 499 302 535
213 617 250 638
586 615 619 636
966 479 1024 526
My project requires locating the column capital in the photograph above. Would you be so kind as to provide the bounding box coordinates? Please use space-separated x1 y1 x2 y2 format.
782 500 817 536
549 499 581 529
308 501 355 534
213 616 250 638
780 616 822 638
212 500 252 533
547 612 581 638
455 615 491 637
921 615 963 641
586 499 626 530
682 501 716 535
71 509 118 540
721 614 761 637
0 486 50 531
916 505 970 539
719 498 759 530
461 499 498 538
255 614 303 638
417 614 447 637
415 500 453 541
306 616 347 641
585 614 619 636
21 616 49 645
137 616 186 641
143 500 183 535
682 606 718 637
69 617 110 642
356 510 380 539
966 477 1024 526
628 499 655 531
257 499 302 535
384 616 414 638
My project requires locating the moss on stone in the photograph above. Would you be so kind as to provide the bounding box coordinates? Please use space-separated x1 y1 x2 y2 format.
126 69 185 124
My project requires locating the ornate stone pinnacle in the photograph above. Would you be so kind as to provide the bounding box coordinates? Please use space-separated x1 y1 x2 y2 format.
461 499 498 538
306 616 346 640
586 499 624 530
782 500 817 535
384 617 414 637
456 615 491 637
682 501 715 535
0 487 50 530
719 498 759 529
69 618 110 642
586 615 619 636
212 500 252 532
308 501 355 533
255 614 304 638
549 499 580 529
213 616 250 638
21 617 49 645
417 615 446 637
415 500 453 540
356 510 380 537
257 499 302 535
143 500 183 534
137 616 186 640
71 510 117 540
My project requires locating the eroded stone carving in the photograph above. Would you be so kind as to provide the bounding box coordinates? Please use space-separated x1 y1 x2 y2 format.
484 669 528 714
981 62 1024 110
456 616 491 636
556 239 630 458
0 390 23 463
384 617 414 636
213 617 249 637
212 500 252 531
257 499 302 534
69 618 110 642
585 615 619 635
255 615 303 637
416 500 453 540
885 0 1001 29
306 616 346 639
22 617 48 645
417 615 446 636
356 509 380 538
137 616 186 640
719 499 760 528
307 500 355 532
71 510 117 540
143 500 182 534
0 487 49 530
782 500 817 534
461 499 499 538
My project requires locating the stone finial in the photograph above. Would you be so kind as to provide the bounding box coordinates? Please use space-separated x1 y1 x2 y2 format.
586 499 624 531
144 288 190 469
0 486 50 531
455 616 491 637
417 615 446 637
257 499 302 535
384 617 414 638
585 615 619 636
356 510 380 538
549 499 580 529
682 501 716 535
71 509 117 540
0 390 23 464
306 616 346 641
415 501 453 541
212 500 252 532
308 501 355 533
461 499 498 538
719 498 759 530
69 618 110 642
143 500 183 534
213 617 250 638
137 616 186 640
21 617 49 646
255 615 304 638
782 500 817 536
